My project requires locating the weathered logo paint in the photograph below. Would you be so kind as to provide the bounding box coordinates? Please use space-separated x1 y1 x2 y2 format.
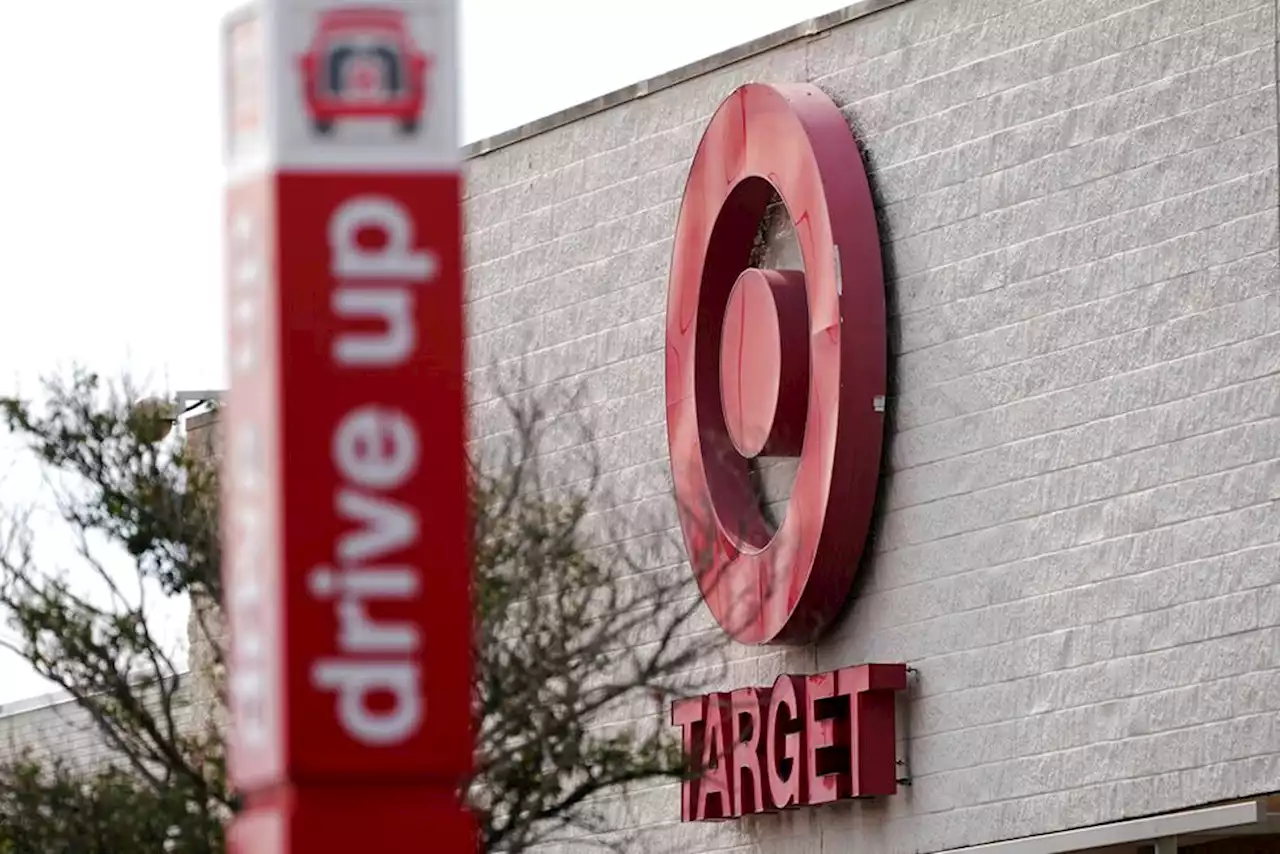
665 82 906 824
664 82 889 646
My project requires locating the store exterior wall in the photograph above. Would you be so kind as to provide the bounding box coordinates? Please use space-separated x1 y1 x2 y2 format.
461 0 1280 850
0 690 166 776
0 0 1277 851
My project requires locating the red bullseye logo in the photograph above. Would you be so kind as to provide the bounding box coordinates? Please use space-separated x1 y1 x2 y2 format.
665 82 887 645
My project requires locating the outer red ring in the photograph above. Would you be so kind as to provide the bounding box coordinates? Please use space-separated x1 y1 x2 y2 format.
664 83 886 645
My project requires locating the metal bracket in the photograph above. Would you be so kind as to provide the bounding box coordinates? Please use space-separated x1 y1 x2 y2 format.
175 389 226 417
896 665 919 785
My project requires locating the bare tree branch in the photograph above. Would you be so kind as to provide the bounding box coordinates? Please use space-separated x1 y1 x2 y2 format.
468 391 727 852
0 369 728 853
0 371 229 853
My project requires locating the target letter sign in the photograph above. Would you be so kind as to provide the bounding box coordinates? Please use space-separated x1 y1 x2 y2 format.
672 664 906 820
221 1 472 850
665 83 907 818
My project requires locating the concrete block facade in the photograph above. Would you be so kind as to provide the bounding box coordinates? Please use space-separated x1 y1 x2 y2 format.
2 0 1276 850
0 682 196 778
462 0 1280 850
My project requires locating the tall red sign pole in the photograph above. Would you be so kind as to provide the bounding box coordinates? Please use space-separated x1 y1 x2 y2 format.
220 1 473 850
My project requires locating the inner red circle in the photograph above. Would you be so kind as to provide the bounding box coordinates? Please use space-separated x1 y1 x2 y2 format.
720 269 782 458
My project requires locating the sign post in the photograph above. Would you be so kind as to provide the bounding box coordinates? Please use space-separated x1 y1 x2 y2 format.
220 2 472 850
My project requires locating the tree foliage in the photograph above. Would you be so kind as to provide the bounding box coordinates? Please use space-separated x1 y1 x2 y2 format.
0 372 229 854
0 371 718 852
0 753 222 854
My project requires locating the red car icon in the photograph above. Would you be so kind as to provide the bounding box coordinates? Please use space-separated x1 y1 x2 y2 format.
297 7 430 135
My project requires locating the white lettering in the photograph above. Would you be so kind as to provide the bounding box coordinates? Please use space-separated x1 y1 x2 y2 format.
328 197 436 281
332 287 415 366
225 191 274 756
330 196 436 368
311 661 423 746
230 209 262 374
312 194 429 748
333 406 419 491
334 489 418 565
309 565 420 654
228 421 269 750
308 564 419 599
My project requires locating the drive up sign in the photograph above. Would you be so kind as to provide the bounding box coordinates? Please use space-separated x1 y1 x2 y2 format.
220 2 472 850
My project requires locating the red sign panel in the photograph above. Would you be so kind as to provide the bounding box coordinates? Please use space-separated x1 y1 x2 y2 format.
279 172 470 780
228 786 475 850
671 664 907 821
665 82 888 645
225 173 471 789
222 2 470 851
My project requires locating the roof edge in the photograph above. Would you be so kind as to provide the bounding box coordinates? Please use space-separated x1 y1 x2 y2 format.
0 670 191 721
461 0 912 159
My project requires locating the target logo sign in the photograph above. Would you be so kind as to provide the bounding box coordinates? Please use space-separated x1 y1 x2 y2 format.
665 83 887 646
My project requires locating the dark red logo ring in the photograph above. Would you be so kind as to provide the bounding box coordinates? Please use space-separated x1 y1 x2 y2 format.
664 83 886 645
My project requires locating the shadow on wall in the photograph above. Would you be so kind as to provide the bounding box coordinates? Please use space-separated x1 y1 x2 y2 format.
815 87 922 831
718 85 912 847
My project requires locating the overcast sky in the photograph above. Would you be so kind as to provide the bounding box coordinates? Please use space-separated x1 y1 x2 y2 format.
0 0 852 705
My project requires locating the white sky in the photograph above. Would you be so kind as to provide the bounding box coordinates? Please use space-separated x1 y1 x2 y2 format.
0 0 851 705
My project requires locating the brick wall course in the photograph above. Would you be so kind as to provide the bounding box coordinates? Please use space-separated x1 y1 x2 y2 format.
0 681 196 779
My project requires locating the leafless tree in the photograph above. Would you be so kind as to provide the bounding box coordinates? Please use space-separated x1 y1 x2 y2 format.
0 370 728 853
469 392 722 851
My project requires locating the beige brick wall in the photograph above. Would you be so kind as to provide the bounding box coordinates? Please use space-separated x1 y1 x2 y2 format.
462 0 1280 850
0 692 122 774
185 410 227 744
0 680 196 778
